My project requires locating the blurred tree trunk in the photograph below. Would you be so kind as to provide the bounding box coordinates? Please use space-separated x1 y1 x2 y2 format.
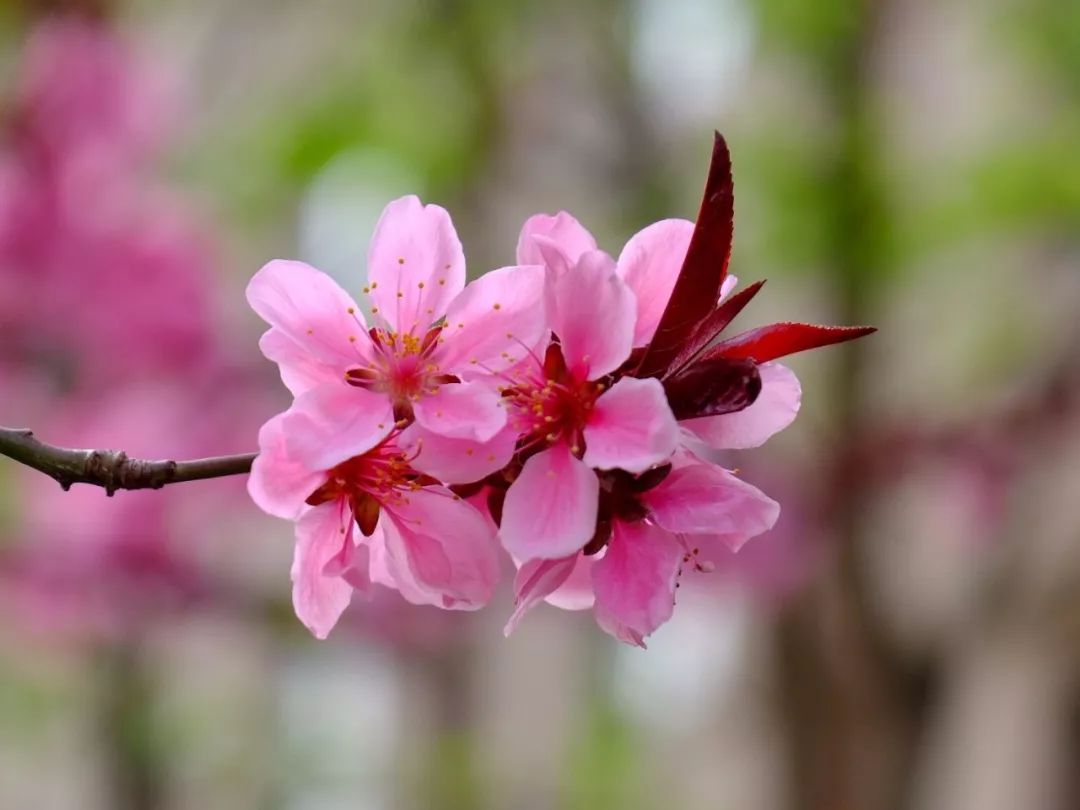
98 637 164 810
775 1 932 809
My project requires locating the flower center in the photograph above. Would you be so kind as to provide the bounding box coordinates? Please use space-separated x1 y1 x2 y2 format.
305 441 436 535
345 325 456 420
501 344 603 457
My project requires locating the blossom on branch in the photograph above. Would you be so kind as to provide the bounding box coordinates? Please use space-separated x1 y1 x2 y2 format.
248 134 875 644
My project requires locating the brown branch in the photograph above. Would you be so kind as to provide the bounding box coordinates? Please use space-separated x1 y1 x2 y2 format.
0 426 255 495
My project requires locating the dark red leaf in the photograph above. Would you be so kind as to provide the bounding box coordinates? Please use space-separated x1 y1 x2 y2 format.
704 322 877 365
636 132 735 378
663 357 761 420
663 279 766 380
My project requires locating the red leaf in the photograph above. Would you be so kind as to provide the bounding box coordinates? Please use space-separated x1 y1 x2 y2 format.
663 279 766 379
663 357 762 420
636 132 734 378
703 322 877 365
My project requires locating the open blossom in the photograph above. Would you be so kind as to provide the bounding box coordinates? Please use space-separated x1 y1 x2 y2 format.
493 249 680 561
506 453 779 646
247 195 545 447
516 213 805 455
248 384 500 638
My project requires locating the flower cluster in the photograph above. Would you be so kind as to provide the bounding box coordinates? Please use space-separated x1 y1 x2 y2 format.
248 135 875 646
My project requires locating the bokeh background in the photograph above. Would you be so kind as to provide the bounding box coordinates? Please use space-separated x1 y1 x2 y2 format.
1 0 1079 808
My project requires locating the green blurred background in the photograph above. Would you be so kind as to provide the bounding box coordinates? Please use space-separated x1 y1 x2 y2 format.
1 0 1079 808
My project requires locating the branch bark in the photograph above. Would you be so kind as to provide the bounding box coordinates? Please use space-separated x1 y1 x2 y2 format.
0 426 255 494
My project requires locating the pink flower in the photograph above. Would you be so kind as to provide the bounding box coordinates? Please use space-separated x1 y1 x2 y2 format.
246 196 545 449
516 212 804 454
515 136 873 460
499 134 874 645
505 452 779 646
248 383 500 639
494 249 681 561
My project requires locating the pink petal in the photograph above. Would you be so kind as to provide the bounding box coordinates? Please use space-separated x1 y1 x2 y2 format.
615 219 694 347
503 554 580 636
642 462 780 550
366 195 465 334
322 524 374 597
282 383 394 471
549 250 636 379
435 264 547 376
682 362 801 450
516 211 597 267
381 488 500 609
412 379 507 442
500 444 599 560
248 412 327 519
258 329 339 397
291 502 354 639
398 423 517 484
544 551 598 610
582 376 678 473
247 259 369 393
592 520 681 647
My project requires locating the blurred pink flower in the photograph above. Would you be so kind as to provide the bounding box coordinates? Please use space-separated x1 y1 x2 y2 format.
0 17 273 643
1 376 269 641
12 17 170 166
0 19 214 391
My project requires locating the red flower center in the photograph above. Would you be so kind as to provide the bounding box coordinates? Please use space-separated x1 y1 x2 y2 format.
344 325 456 420
501 344 603 457
304 441 436 535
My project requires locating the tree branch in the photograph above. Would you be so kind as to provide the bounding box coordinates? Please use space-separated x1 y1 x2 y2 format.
0 426 255 495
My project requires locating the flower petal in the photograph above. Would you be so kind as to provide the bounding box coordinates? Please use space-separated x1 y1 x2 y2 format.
642 462 779 550
413 380 507 442
248 412 327 519
615 218 694 347
282 383 394 471
291 502 354 639
681 362 801 450
321 521 374 597
247 259 369 392
500 444 599 560
381 488 500 609
550 250 636 379
503 554 580 636
258 328 338 397
366 195 465 333
398 422 517 484
582 377 678 473
435 264 547 376
544 551 598 610
516 211 597 267
592 520 681 647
